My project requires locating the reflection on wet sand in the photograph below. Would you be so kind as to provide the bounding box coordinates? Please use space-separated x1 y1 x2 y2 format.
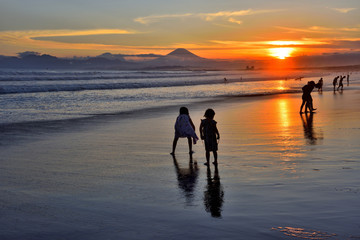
272 226 337 239
300 113 323 145
204 165 224 218
172 155 199 206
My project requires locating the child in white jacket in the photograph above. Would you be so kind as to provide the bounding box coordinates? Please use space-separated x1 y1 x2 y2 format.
171 107 198 155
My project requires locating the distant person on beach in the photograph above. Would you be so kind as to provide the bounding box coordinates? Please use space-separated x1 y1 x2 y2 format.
171 107 199 155
333 76 339 91
200 109 220 166
337 76 344 91
347 74 350 86
317 78 323 92
300 81 317 114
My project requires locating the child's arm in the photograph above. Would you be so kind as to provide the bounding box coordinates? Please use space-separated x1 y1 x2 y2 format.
215 124 220 139
199 122 204 140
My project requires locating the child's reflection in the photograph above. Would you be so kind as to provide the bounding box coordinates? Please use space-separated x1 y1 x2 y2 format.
203 164 224 218
172 154 199 206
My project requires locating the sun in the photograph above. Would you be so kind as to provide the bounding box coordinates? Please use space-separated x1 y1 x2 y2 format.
269 47 295 59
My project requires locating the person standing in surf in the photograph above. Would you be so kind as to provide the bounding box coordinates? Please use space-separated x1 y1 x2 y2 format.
333 76 339 91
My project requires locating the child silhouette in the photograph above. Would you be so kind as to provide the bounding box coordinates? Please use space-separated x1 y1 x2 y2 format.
171 107 198 155
200 109 220 165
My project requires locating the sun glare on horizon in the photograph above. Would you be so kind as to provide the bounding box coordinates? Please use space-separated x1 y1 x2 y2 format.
268 47 295 60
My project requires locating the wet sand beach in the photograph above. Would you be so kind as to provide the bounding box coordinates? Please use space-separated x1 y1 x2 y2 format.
1 89 360 239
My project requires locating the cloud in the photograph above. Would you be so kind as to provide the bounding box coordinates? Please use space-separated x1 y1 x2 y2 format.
330 8 356 13
276 25 360 34
135 9 283 25
0 29 140 55
228 18 243 25
200 9 253 21
211 37 360 49
339 27 360 32
134 13 193 24
0 29 137 43
209 38 347 48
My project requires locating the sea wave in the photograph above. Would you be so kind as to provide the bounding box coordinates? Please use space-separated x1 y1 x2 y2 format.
0 79 229 94
0 70 224 82
0 70 303 94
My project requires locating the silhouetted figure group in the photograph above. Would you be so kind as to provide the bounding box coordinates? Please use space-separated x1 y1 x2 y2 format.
171 107 220 166
300 81 319 114
171 107 223 218
337 76 344 91
300 74 351 114
333 74 350 91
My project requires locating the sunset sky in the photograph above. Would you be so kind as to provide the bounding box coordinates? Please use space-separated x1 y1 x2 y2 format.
0 0 359 59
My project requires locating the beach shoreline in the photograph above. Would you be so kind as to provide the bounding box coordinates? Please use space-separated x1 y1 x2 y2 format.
1 88 359 239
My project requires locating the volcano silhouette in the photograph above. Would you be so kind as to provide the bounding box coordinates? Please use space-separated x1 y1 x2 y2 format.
166 48 202 59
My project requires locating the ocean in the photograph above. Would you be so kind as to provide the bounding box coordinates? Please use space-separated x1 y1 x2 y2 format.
0 69 342 125
1 68 360 239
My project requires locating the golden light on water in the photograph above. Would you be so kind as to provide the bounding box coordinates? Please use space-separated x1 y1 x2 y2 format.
276 80 287 91
268 47 295 59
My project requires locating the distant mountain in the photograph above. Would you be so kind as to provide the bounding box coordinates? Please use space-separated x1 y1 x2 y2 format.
97 52 126 61
1 49 359 70
0 52 138 70
166 48 203 59
142 48 209 69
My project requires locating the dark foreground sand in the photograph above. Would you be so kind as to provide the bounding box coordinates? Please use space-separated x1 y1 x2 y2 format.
1 89 359 240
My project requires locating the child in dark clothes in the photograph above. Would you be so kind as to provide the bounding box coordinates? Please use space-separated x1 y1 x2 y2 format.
200 109 220 166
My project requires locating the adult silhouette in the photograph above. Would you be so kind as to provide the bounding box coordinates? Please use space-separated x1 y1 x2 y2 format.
337 76 344 91
333 76 339 91
317 78 323 92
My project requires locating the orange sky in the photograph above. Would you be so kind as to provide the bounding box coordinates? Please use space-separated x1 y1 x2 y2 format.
0 1 359 60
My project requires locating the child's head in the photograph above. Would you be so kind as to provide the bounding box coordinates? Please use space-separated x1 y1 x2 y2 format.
179 106 189 115
204 108 215 119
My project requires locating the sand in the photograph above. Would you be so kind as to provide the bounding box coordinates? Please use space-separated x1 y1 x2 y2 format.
0 89 359 240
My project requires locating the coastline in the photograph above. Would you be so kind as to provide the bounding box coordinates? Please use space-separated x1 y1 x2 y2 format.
0 89 359 239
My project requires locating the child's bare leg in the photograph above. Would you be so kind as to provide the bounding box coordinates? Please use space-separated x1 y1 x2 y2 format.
213 151 218 164
205 151 210 165
187 137 193 154
171 137 179 155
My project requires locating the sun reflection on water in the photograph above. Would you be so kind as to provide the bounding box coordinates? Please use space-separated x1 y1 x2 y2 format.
220 94 318 178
